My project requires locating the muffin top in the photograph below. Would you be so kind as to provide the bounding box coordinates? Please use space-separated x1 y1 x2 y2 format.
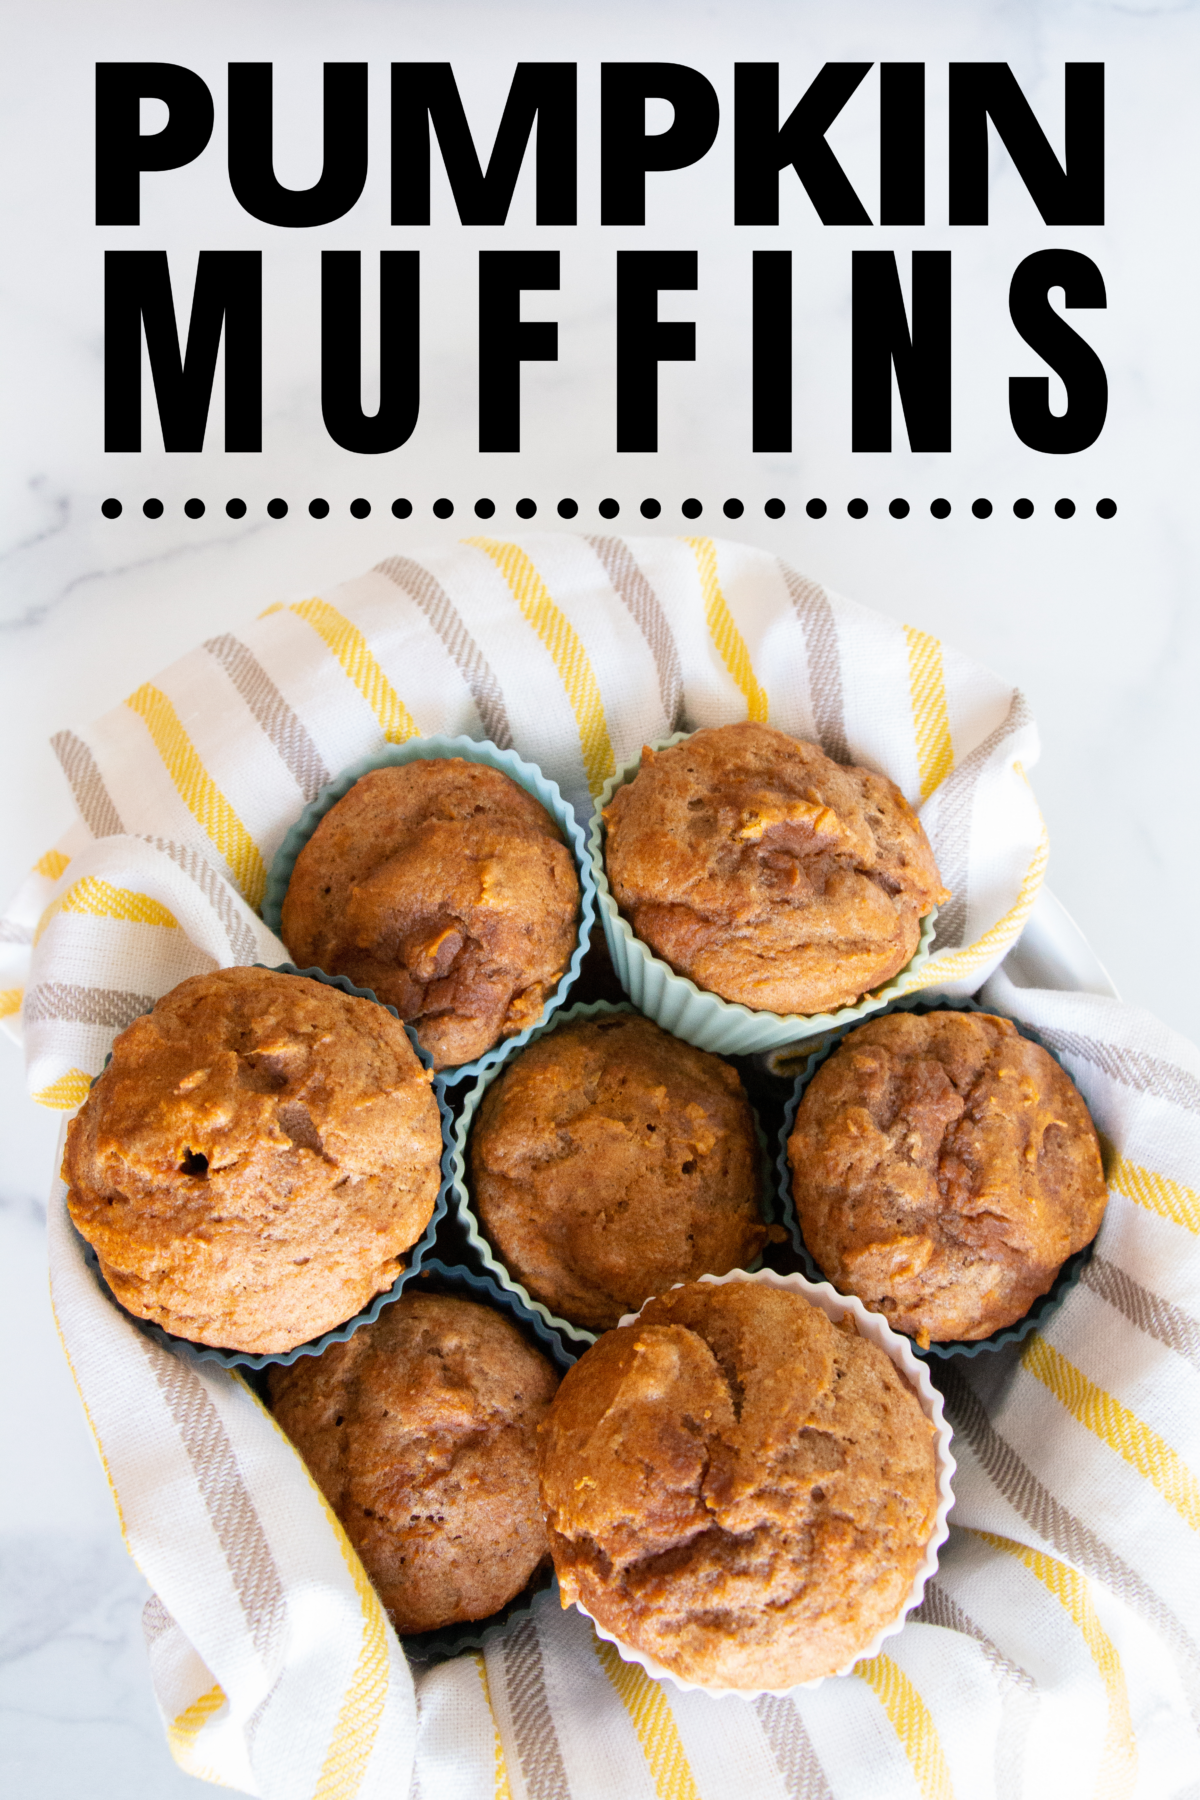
787 1010 1108 1344
65 966 443 1354
469 1013 767 1330
269 1291 560 1633
603 722 949 1015
538 1278 936 1689
281 758 581 1069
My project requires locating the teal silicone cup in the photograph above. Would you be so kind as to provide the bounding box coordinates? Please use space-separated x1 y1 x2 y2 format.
775 994 1094 1361
76 965 451 1372
448 998 789 1351
587 731 938 1058
262 735 597 1090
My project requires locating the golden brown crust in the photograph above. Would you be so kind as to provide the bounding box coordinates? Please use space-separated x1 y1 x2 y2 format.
538 1279 937 1688
270 1292 560 1633
603 723 949 1014
64 967 443 1354
281 759 581 1069
469 1015 767 1330
788 1011 1109 1343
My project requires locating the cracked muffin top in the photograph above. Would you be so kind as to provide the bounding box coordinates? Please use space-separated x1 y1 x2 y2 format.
538 1278 936 1689
270 1291 560 1633
468 1013 767 1331
602 722 949 1015
281 758 581 1069
64 966 443 1354
787 1010 1108 1344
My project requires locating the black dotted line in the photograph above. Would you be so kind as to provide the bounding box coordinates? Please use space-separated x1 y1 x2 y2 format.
101 495 1118 523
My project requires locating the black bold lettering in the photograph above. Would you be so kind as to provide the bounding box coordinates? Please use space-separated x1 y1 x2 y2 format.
104 251 261 452
478 251 559 452
95 62 214 225
949 63 1104 225
392 64 576 225
852 251 951 452
601 65 719 226
734 63 871 226
752 251 791 453
616 251 697 452
1008 250 1107 452
228 64 367 228
322 252 419 454
880 64 924 226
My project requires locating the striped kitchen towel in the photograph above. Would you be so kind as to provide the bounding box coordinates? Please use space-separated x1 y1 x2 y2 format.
9 536 1199 1797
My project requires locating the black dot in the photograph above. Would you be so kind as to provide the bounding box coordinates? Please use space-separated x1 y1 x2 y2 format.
1055 498 1076 519
764 498 785 519
847 498 868 519
309 498 329 519
474 498 495 519
723 497 744 519
681 498 702 519
1013 498 1034 519
972 498 993 519
433 498 454 519
1096 497 1117 519
640 498 661 519
101 498 122 519
350 497 371 519
557 498 579 519
226 498 247 519
516 498 537 520
806 498 827 519
267 498 288 519
889 498 909 519
184 497 205 520
599 498 620 519
143 497 163 519
391 498 412 519
930 498 951 519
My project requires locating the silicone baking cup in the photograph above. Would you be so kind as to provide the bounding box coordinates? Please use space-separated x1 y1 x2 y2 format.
775 994 1095 1361
570 1267 956 1698
382 1257 578 1667
261 734 597 1089
447 998 789 1351
587 731 938 1058
76 964 451 1371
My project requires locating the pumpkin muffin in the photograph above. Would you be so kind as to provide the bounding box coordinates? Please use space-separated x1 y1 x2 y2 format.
281 758 581 1069
787 1010 1108 1344
270 1291 560 1632
603 722 949 1014
65 967 443 1354
469 1014 767 1330
538 1278 937 1689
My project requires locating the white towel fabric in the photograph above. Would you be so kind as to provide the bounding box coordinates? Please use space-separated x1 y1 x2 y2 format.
4 536 1198 1798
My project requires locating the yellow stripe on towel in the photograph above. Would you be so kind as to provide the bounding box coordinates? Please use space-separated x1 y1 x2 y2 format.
33 848 70 881
36 877 179 945
1023 1333 1200 1533
594 1638 701 1800
124 684 267 910
469 539 615 795
1104 1147 1200 1236
33 1067 93 1110
903 625 955 800
288 597 418 745
0 988 22 1019
167 1683 227 1762
855 1653 956 1800
898 803 1049 991
472 1652 514 1800
972 1531 1137 1798
686 538 769 723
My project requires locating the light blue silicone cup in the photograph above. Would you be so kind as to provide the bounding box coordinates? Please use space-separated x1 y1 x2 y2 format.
587 730 938 1058
448 998 787 1351
262 734 597 1090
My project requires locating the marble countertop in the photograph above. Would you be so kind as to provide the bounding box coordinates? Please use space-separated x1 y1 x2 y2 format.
3 0 1198 1792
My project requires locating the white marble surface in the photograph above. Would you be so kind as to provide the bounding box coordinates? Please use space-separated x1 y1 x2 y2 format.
2 0 1198 1792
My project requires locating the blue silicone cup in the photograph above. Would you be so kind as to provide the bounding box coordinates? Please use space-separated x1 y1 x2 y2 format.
261 734 597 1090
76 964 451 1372
449 998 792 1352
388 1258 578 1666
775 993 1094 1360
